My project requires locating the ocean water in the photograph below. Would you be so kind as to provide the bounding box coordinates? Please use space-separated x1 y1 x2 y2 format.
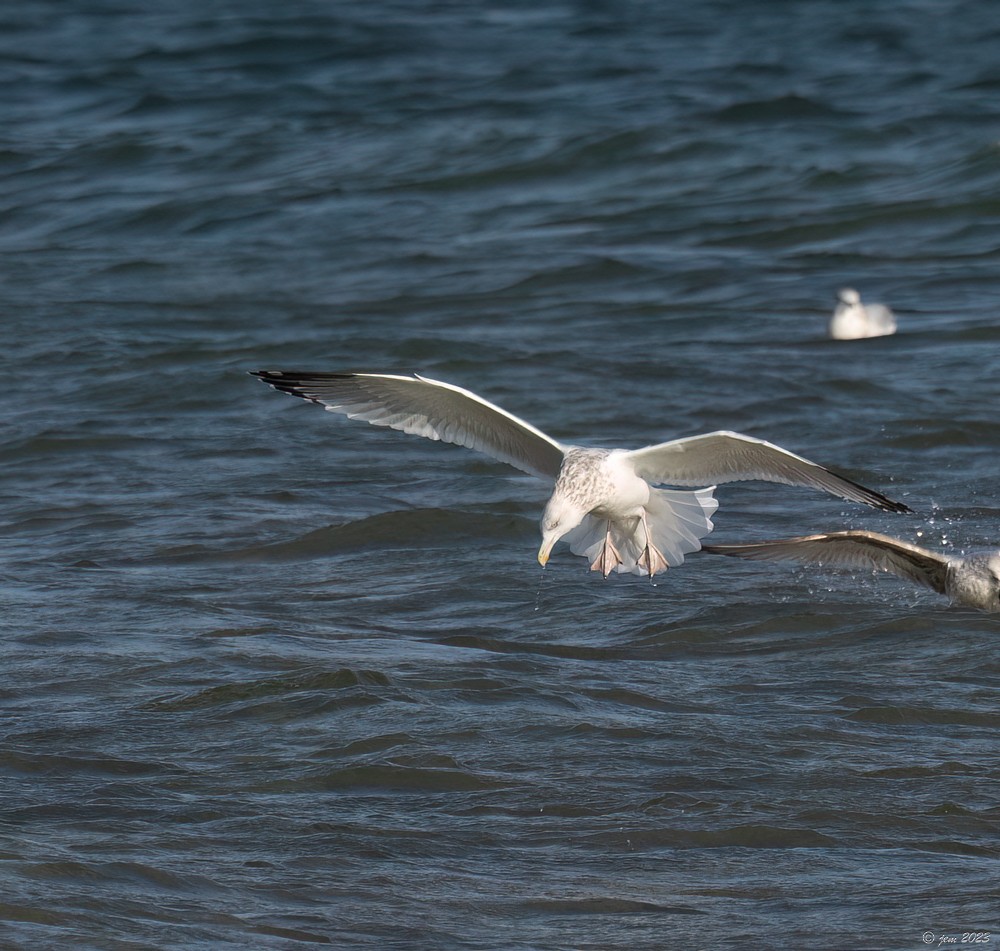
2 1 999 948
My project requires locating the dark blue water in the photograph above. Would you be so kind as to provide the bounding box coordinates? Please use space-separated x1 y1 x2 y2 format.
2 2 999 949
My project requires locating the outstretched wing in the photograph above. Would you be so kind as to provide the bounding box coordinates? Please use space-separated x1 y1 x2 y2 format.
625 431 909 513
703 530 948 593
251 370 566 482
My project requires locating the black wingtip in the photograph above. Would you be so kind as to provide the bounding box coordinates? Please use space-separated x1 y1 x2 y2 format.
868 492 913 515
840 471 912 514
249 370 362 382
249 369 324 404
249 369 294 391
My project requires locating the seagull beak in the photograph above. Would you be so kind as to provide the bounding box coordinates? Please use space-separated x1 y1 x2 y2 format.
538 537 555 567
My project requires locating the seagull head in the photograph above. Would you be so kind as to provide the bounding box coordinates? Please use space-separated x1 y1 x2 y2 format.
947 550 1000 613
537 495 588 567
837 287 861 306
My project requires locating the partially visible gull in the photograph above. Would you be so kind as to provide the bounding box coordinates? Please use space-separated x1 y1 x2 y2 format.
251 370 910 577
704 531 1000 611
830 288 897 340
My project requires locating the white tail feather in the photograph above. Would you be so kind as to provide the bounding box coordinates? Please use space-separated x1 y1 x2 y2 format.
643 486 718 568
561 486 718 576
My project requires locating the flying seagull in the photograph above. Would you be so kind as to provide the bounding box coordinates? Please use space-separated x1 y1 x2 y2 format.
830 288 897 340
704 531 999 611
250 370 910 577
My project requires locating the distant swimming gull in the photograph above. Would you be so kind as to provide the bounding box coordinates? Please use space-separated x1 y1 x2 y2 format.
704 531 999 611
830 288 897 340
251 370 910 577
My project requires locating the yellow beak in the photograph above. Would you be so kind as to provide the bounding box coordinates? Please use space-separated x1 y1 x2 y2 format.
537 537 555 566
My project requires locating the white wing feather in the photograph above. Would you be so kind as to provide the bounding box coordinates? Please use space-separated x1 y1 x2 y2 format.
251 370 566 481
625 431 908 512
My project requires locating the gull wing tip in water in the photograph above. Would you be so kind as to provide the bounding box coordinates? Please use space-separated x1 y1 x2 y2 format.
703 530 947 591
703 530 1000 612
251 370 910 578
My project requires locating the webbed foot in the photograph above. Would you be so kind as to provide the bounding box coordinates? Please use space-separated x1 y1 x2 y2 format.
637 511 670 578
590 523 622 578
637 543 670 578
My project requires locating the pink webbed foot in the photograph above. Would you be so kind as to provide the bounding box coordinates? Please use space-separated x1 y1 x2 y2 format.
637 511 670 578
590 524 622 578
637 544 670 578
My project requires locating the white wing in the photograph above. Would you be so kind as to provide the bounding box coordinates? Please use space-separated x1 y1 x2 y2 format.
864 303 897 335
251 370 566 481
703 530 948 593
624 431 909 512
